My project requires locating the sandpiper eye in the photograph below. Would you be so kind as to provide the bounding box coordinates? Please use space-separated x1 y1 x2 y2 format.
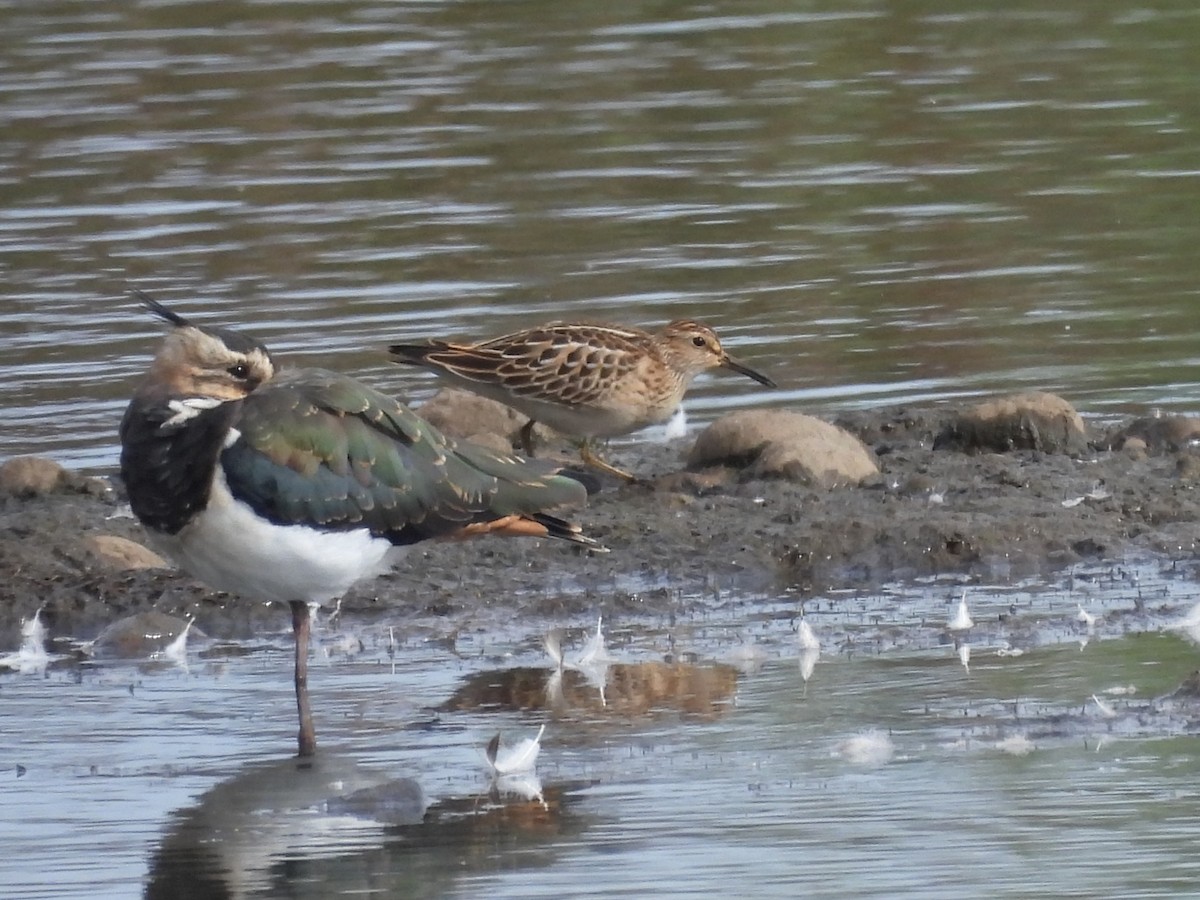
692 335 707 348
228 363 250 380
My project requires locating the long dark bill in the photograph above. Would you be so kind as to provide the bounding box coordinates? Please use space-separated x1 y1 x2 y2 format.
721 354 777 389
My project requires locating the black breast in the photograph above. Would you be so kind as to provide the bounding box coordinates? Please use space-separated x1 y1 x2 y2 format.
119 397 239 535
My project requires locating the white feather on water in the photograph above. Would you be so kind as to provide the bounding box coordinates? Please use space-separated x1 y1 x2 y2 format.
1167 601 1200 644
995 734 1035 756
486 724 545 776
799 648 818 684
1091 694 1117 718
544 617 613 704
797 618 820 684
797 619 820 652
836 730 895 767
948 591 974 631
0 609 52 675
158 617 194 667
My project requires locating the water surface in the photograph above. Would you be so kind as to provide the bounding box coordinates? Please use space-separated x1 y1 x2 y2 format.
5 563 1200 898
5 0 1200 897
4 0 1200 468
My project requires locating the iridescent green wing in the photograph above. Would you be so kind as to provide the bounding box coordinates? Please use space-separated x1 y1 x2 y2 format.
221 368 587 543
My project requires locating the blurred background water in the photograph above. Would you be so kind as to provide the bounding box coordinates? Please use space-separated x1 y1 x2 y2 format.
5 0 1200 897
4 0 1200 470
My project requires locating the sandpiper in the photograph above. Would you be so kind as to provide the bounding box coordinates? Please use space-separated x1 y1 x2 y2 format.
389 319 776 481
119 292 601 757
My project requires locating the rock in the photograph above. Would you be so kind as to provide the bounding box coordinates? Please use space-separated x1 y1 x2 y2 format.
1103 416 1200 453
92 610 200 659
417 388 523 439
85 535 170 571
417 388 557 452
934 392 1087 455
687 409 879 487
0 456 67 496
1121 437 1148 460
651 467 736 494
1176 455 1200 483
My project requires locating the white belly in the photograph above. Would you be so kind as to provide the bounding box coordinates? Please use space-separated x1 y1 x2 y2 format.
151 467 394 605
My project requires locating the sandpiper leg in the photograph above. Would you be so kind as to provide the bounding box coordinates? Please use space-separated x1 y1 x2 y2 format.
579 441 639 483
518 419 538 457
290 600 317 758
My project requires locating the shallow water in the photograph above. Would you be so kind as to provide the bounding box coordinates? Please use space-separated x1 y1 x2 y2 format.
6 0 1200 896
6 562 1200 898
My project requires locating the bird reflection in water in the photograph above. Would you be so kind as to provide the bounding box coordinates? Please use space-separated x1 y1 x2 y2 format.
442 656 739 720
145 753 586 899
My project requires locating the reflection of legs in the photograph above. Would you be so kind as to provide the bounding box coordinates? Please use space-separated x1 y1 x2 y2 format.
579 441 638 483
290 600 316 758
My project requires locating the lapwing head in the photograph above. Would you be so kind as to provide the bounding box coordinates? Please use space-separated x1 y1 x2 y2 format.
134 290 276 402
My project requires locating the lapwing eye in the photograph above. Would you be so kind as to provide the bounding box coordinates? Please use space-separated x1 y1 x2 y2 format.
228 363 251 380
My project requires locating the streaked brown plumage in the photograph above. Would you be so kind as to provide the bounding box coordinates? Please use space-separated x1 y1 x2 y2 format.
390 320 776 480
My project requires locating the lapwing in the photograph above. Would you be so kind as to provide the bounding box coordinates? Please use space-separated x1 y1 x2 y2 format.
119 292 602 757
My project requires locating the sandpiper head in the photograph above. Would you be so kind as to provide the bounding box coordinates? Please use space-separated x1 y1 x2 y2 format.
658 320 777 388
135 291 275 401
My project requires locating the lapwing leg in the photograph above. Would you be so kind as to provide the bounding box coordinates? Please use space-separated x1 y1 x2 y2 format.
578 440 640 483
290 600 317 758
518 419 538 457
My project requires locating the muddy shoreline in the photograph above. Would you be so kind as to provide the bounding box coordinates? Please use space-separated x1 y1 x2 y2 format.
3 400 1200 651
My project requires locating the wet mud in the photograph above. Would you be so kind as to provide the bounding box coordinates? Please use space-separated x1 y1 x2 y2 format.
3 401 1200 652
